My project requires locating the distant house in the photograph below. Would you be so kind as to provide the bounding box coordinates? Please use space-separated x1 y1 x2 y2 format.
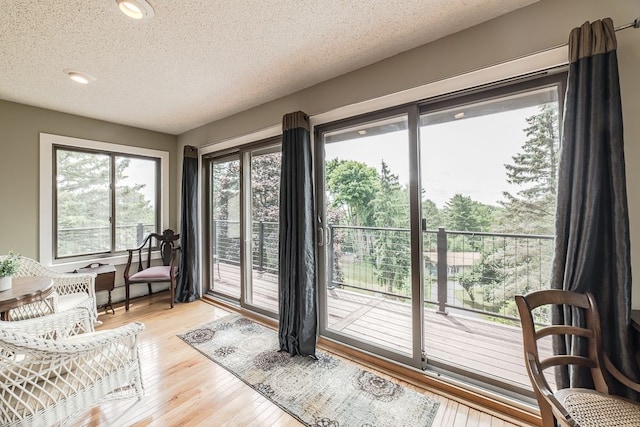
424 251 482 277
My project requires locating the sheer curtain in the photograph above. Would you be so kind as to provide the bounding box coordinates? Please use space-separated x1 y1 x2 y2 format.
278 111 317 357
551 18 638 396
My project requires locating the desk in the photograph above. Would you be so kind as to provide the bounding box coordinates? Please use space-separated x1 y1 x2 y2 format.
75 263 116 315
0 277 55 320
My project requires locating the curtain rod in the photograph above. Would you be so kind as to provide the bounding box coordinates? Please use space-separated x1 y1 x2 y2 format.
615 17 640 31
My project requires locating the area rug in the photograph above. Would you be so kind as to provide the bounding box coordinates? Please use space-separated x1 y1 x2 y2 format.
178 314 439 427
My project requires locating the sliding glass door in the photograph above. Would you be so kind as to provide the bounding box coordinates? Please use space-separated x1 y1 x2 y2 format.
419 81 562 391
316 108 424 367
205 139 281 317
315 74 564 394
246 146 281 313
209 155 241 300
204 74 565 398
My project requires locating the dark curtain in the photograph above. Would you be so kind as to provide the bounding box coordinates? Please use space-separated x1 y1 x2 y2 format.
278 111 317 357
175 145 200 303
551 18 638 396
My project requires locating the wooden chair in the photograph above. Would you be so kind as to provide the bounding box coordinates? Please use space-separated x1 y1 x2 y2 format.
515 289 640 426
124 229 180 311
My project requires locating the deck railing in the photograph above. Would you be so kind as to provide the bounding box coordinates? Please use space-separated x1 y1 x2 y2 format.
212 220 554 323
57 223 156 257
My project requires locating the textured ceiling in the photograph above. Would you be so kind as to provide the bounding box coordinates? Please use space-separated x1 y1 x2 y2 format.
0 0 536 135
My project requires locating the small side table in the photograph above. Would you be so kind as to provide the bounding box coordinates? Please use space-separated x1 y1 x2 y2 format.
0 277 54 320
75 263 116 314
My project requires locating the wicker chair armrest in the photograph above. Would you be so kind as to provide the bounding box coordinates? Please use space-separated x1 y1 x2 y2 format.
0 309 93 339
1 322 145 354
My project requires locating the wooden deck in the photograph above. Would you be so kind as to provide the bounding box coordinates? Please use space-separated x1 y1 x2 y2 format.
212 262 554 393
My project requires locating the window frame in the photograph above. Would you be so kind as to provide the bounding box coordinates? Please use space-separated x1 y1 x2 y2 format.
40 133 169 270
53 145 161 260
312 71 567 400
202 134 283 319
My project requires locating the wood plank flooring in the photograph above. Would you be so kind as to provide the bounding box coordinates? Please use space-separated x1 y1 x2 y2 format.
69 294 534 426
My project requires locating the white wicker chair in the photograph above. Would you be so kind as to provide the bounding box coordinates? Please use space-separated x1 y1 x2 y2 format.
0 309 145 427
0 255 98 324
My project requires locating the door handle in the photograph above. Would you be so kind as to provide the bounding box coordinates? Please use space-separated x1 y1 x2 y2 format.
317 215 325 247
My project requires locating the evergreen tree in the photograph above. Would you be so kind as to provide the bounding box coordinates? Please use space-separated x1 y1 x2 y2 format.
501 103 558 234
56 150 156 255
422 198 442 230
479 104 559 315
371 161 410 293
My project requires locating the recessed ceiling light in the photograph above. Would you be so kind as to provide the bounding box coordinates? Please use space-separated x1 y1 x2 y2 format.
64 69 95 85
358 130 367 135
116 0 155 20
454 112 465 119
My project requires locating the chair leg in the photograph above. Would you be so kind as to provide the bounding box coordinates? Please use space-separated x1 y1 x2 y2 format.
536 390 556 427
170 277 175 309
125 283 130 311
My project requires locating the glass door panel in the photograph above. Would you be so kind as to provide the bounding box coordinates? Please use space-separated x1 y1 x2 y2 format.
419 85 561 390
247 148 281 313
210 156 241 299
320 113 414 358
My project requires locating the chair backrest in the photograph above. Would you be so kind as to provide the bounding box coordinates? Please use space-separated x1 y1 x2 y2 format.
125 229 179 276
138 229 178 264
515 290 610 396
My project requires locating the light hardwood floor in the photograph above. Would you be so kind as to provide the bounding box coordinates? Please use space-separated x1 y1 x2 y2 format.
70 293 535 426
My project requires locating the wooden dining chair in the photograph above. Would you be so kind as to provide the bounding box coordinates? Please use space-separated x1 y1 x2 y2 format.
515 289 640 426
124 229 180 311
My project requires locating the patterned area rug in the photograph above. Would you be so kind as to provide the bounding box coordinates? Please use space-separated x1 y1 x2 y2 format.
179 314 439 427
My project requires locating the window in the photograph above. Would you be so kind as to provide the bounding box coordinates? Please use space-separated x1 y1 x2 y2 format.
203 134 282 318
315 73 565 398
40 134 169 266
54 147 159 258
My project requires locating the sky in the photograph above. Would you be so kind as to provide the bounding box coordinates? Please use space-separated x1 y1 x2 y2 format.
324 105 541 209
118 157 157 207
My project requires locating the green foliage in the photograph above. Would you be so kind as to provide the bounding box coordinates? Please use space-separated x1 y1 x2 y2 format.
422 198 442 230
56 150 157 256
371 161 411 293
443 194 495 232
251 153 281 222
456 259 502 303
0 252 20 277
326 159 379 226
501 103 558 234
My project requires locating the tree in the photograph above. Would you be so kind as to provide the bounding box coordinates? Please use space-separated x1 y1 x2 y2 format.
325 159 379 227
56 150 156 256
443 194 494 232
476 104 559 314
371 161 410 293
422 198 442 231
442 194 496 252
250 152 282 271
250 152 281 222
212 160 241 262
501 103 558 234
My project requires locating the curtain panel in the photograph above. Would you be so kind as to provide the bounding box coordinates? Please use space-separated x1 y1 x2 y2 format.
278 111 318 357
551 18 638 396
175 145 200 303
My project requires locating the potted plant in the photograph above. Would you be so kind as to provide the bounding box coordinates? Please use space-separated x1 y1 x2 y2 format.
0 252 20 291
